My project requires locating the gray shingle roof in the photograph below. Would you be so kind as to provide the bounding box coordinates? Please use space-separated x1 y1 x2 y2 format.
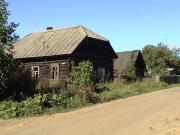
13 25 109 59
114 50 140 73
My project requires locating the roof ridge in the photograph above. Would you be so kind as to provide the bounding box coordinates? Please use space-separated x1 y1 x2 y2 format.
78 25 88 37
80 26 109 41
31 25 81 35
23 25 108 42
116 50 140 53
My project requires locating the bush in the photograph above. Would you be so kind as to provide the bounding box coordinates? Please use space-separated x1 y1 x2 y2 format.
0 101 21 119
87 92 100 104
49 89 83 108
125 63 136 81
21 94 50 116
0 89 87 119
69 61 96 100
69 61 96 87
0 94 51 119
65 94 84 108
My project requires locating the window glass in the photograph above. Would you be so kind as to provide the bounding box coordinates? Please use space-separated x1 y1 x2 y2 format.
51 65 59 80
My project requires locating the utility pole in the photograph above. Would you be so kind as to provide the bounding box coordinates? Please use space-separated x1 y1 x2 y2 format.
177 48 180 59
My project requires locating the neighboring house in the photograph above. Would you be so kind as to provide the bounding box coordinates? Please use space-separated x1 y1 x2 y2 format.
13 25 117 82
114 50 146 78
165 68 176 75
166 65 180 76
165 59 180 75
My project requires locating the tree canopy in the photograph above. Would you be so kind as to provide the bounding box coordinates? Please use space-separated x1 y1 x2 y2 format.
0 0 19 94
142 43 179 75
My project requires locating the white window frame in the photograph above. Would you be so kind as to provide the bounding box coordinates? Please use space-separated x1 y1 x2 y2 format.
31 66 40 79
51 64 59 80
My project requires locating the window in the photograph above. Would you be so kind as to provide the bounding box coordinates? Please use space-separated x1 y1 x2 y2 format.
32 66 39 79
51 65 59 80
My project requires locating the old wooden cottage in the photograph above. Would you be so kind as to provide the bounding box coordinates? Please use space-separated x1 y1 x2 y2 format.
13 26 117 82
114 50 146 78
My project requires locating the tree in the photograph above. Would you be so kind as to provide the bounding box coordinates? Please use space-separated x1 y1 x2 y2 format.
0 0 19 95
142 43 179 75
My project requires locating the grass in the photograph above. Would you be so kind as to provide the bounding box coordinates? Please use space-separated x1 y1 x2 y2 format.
0 78 179 119
95 78 176 102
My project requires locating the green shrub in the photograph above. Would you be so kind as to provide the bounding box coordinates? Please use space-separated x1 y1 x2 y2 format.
125 63 136 81
66 94 84 108
51 90 78 108
21 94 50 116
69 61 96 100
0 101 21 119
69 61 96 88
87 92 100 103
0 91 80 119
50 93 64 107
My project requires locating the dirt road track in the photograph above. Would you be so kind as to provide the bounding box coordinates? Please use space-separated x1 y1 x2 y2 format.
1 87 180 135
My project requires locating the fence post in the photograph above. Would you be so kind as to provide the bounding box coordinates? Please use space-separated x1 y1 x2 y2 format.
155 75 160 83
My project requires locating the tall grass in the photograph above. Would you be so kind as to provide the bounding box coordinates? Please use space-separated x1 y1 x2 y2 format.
96 78 168 102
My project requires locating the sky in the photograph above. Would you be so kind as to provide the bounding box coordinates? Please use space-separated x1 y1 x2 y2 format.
7 0 180 52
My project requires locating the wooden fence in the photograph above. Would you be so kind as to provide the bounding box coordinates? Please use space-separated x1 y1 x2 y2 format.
160 75 180 84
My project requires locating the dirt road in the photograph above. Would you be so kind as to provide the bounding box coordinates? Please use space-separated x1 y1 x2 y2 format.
1 87 180 135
